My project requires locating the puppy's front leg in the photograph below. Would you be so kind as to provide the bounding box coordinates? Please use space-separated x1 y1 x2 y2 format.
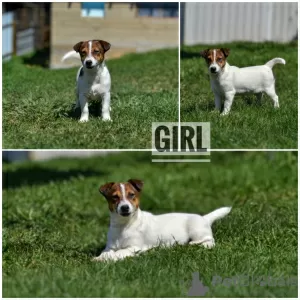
94 247 143 262
75 97 80 110
79 94 89 122
221 91 235 115
75 88 80 109
213 92 222 111
101 92 111 121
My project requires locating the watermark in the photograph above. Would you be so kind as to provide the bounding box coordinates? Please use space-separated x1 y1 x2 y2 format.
181 272 209 297
180 272 298 297
152 122 210 162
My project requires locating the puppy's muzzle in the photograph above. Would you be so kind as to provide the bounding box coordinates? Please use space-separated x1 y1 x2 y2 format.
119 204 131 216
85 60 93 69
210 66 217 74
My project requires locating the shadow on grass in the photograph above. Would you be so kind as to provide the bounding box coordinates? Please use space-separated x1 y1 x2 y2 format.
182 95 264 115
22 47 50 68
181 50 201 60
53 101 102 120
83 244 107 257
3 166 106 189
182 99 215 114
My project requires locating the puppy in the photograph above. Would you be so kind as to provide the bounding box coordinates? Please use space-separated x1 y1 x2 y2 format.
200 48 285 115
93 179 231 262
62 40 111 122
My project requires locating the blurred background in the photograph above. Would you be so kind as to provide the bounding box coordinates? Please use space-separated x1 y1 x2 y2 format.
180 2 298 45
2 151 114 163
2 2 179 68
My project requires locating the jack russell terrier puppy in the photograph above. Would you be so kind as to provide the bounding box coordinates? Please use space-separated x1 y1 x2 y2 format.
93 179 231 262
200 48 285 115
62 39 111 122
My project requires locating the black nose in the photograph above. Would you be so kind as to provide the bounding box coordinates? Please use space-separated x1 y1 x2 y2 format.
120 205 130 213
210 66 216 73
86 60 92 67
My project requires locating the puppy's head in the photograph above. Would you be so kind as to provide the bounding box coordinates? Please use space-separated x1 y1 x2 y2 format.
99 179 143 217
200 48 230 75
73 40 111 69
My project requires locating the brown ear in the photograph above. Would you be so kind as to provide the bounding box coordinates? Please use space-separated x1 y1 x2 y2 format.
97 40 111 52
99 182 115 197
221 48 230 57
128 179 144 192
73 41 84 53
200 49 210 59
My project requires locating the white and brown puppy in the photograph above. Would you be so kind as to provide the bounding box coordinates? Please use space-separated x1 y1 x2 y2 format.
62 40 111 122
200 48 285 115
94 179 231 262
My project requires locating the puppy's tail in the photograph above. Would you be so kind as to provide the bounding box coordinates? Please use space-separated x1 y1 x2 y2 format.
203 207 231 226
61 50 80 62
265 58 286 69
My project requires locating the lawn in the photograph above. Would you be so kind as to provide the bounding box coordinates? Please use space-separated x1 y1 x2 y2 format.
3 151 297 297
181 42 298 149
2 48 178 149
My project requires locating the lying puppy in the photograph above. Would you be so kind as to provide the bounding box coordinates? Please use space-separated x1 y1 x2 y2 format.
93 179 231 262
62 40 111 122
200 48 285 115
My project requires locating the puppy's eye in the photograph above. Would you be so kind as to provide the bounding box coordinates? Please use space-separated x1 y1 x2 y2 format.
93 50 100 54
128 193 135 199
112 195 119 201
217 58 223 62
80 52 87 56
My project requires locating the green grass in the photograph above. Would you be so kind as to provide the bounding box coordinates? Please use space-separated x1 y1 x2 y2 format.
2 48 178 149
3 151 297 297
181 42 298 149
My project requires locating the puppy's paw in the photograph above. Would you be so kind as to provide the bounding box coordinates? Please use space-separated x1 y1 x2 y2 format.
102 115 112 122
92 256 102 262
220 111 230 116
189 238 215 249
202 240 215 249
79 117 89 123
93 252 116 262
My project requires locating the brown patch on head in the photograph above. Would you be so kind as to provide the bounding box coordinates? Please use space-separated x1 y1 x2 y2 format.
99 179 143 212
99 182 117 212
200 49 215 66
90 40 111 63
73 41 89 63
128 179 143 192
73 40 111 64
215 49 228 68
220 48 230 58
200 49 211 59
126 179 144 209
200 48 229 69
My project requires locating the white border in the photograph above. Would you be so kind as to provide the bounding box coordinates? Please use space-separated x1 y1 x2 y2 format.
1 1 299 299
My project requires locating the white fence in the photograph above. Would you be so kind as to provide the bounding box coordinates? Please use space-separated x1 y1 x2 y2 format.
182 2 298 45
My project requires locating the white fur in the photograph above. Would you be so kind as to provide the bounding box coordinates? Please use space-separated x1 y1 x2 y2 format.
208 57 285 115
117 183 134 215
93 206 231 262
61 43 111 122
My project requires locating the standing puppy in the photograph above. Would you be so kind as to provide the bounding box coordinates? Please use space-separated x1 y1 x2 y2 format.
93 179 231 262
62 40 111 122
200 48 285 115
